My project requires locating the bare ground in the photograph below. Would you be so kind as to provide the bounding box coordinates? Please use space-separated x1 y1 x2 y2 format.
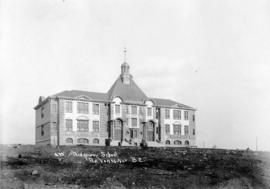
1 145 270 189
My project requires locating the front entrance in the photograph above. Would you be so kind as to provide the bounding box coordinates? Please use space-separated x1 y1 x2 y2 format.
147 121 155 141
114 119 123 141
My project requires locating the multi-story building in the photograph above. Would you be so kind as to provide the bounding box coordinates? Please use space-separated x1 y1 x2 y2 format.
34 61 196 147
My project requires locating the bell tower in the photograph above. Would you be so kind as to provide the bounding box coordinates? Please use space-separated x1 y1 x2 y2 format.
120 48 132 84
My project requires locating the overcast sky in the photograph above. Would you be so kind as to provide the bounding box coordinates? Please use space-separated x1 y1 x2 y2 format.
1 0 270 151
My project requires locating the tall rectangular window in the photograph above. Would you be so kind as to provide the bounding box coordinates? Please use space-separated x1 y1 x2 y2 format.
123 105 129 114
165 109 170 119
66 119 73 131
77 120 89 132
165 124 170 134
41 107 44 118
131 118 137 127
173 124 181 135
93 121 99 132
130 129 138 138
92 104 99 115
66 101 72 113
41 125 44 136
77 102 89 114
139 106 145 115
184 125 189 135
173 110 181 120
184 111 189 120
131 106 137 115
193 115 195 122
115 105 120 114
115 104 120 114
147 107 152 116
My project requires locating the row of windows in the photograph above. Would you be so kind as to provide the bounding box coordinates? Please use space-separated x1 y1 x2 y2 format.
165 109 192 120
66 119 99 132
165 140 190 146
66 138 99 144
165 124 195 136
115 105 153 116
66 101 100 115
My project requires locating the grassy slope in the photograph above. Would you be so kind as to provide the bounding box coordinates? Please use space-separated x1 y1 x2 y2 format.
1 145 270 189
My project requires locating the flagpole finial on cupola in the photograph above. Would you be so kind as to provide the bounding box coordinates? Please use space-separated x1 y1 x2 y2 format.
121 47 132 84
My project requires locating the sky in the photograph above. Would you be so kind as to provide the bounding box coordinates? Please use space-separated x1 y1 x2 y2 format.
1 0 270 151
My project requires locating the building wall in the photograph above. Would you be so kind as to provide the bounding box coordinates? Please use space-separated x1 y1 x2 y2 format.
58 99 107 146
35 100 51 145
161 108 196 147
35 98 196 147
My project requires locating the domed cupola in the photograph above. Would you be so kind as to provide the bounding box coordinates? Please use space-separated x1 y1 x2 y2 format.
120 48 132 84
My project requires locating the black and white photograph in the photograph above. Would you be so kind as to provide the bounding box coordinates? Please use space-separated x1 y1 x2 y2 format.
1 0 270 188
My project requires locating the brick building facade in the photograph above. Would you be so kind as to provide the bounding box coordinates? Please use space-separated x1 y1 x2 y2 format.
34 62 196 147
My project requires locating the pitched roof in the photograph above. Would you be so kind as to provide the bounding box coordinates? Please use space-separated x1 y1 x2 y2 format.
151 98 196 110
51 90 108 101
107 76 148 103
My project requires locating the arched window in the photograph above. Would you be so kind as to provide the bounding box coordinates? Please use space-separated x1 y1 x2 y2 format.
66 138 73 144
93 138 99 144
77 138 89 144
147 121 154 141
114 119 123 141
185 140 189 146
165 140 170 145
174 140 181 145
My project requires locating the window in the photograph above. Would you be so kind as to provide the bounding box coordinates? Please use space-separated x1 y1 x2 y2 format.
66 119 73 131
131 106 137 115
41 125 44 136
77 138 89 144
193 115 195 122
147 107 152 116
173 110 181 120
165 124 170 134
66 138 73 144
77 120 89 132
185 140 190 146
165 109 170 119
130 129 138 139
131 118 137 127
165 140 170 145
184 111 189 120
115 105 120 114
139 106 144 115
193 129 195 135
123 105 129 114
184 125 189 135
41 107 44 118
93 121 99 133
147 122 154 141
77 102 89 114
174 140 181 145
66 101 72 113
93 138 99 144
114 119 122 140
93 104 99 115
173 124 181 135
